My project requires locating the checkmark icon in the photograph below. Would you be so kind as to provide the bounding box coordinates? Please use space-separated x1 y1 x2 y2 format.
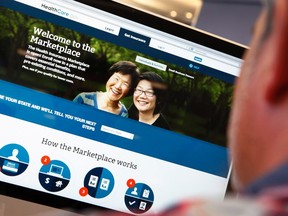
129 201 136 205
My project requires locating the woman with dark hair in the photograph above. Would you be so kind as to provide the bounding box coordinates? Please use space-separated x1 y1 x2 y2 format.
129 71 170 129
73 61 140 117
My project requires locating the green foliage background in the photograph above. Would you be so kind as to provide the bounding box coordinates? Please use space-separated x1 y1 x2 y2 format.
0 8 234 147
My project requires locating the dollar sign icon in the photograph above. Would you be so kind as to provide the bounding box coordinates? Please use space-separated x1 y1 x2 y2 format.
45 177 50 184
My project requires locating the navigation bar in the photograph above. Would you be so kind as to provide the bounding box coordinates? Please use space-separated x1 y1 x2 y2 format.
149 38 240 76
13 0 241 77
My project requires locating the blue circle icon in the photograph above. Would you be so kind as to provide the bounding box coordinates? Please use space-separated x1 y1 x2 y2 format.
83 167 114 199
0 143 29 176
39 159 71 192
124 183 154 214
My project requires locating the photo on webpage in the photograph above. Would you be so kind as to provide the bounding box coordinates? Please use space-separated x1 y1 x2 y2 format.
0 8 233 148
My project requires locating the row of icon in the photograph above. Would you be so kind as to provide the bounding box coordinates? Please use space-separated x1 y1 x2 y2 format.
0 143 154 213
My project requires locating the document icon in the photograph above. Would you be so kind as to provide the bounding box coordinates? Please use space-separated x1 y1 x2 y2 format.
88 175 98 188
142 189 150 198
100 178 110 191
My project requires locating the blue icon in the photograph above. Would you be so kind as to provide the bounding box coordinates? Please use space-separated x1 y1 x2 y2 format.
189 63 193 68
194 56 202 62
0 144 29 176
124 183 154 214
83 167 114 199
39 159 71 192
48 164 64 177
2 160 19 173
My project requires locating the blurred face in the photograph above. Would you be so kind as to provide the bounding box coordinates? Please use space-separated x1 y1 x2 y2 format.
133 80 157 113
106 72 131 101
228 6 275 190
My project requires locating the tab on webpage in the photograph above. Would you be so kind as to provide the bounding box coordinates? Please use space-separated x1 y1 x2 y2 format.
119 29 150 45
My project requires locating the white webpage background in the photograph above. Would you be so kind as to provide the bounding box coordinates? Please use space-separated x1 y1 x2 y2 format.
0 114 228 214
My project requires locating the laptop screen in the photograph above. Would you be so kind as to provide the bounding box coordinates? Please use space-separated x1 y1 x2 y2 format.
0 0 246 214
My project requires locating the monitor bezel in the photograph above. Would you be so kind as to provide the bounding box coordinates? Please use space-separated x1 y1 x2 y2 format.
0 0 247 213
75 0 247 58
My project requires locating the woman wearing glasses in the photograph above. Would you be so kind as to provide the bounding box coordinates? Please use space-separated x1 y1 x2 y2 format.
129 71 170 129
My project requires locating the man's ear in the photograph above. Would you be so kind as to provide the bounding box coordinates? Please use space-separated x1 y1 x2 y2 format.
265 0 288 104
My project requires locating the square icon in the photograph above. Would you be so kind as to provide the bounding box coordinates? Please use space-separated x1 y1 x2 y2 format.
88 175 98 188
142 189 150 198
100 178 110 190
139 201 147 210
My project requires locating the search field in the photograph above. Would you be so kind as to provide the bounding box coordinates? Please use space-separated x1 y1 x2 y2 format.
100 125 134 140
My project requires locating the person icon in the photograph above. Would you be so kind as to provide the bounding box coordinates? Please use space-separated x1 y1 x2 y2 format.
131 187 138 195
7 148 19 161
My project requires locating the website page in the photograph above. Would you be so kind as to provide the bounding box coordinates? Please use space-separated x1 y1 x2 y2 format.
0 0 242 214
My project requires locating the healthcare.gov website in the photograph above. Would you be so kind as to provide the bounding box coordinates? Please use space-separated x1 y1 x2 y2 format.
0 0 242 214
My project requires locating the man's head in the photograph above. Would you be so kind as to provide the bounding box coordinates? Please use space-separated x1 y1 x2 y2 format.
228 0 288 191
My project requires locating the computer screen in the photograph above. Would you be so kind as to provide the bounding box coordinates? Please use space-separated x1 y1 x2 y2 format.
0 0 246 214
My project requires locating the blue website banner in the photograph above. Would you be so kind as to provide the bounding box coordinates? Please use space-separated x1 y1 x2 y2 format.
0 80 229 178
